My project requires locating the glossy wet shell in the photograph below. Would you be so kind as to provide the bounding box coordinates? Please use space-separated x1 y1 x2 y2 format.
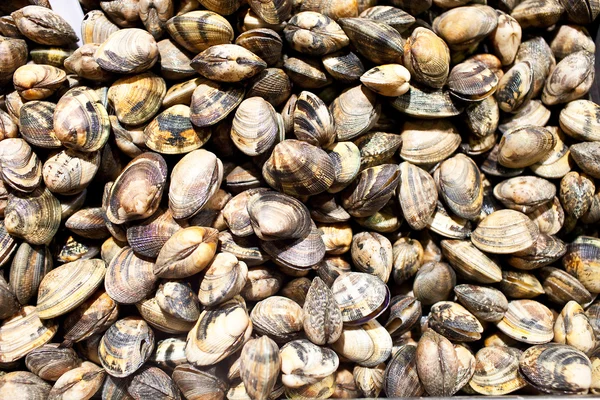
332 272 389 325
144 105 210 154
398 162 438 230
284 11 349 56
400 119 461 165
469 346 526 395
231 97 279 156
338 18 404 64
108 72 166 126
62 290 119 345
441 240 502 284
496 299 554 344
0 306 57 363
471 209 539 254
105 247 157 304
280 339 339 387
330 85 380 141
0 138 42 193
260 222 326 269
166 10 234 53
4 187 61 245
18 101 61 149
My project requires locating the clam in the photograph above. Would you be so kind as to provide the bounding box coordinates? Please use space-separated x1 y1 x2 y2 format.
48 361 106 400
168 149 222 220
0 372 51 399
106 152 167 225
327 141 362 193
284 56 333 89
530 127 573 179
94 28 158 74
105 247 158 304
155 281 200 323
383 345 424 397
353 131 401 170
400 119 460 166
163 77 204 108
127 365 180 400
359 5 414 31
11 5 77 45
248 190 311 241
511 0 564 28
223 188 267 237
198 252 248 306
81 10 119 45
191 44 266 82
496 299 554 344
263 139 335 196
36 259 105 320
5 187 60 245
540 267 593 306
455 284 508 322
359 64 410 97
315 256 351 287
330 85 380 141
391 85 463 118
562 236 600 293
0 138 42 193
185 296 252 366
219 231 269 267
469 346 526 395
528 196 565 235
231 97 279 156
542 50 595 105
391 238 423 283
490 11 522 65
496 61 534 113
398 162 438 230
354 363 385 398
464 96 499 138
166 10 233 52
150 338 187 372
284 11 348 56
299 0 359 19
260 222 326 270
144 105 210 154
139 0 174 39
18 101 61 149
322 50 365 83
303 277 343 345
0 109 18 142
136 297 195 334
499 270 545 299
441 240 502 284
53 87 110 153
350 232 393 282
99 317 155 378
515 37 556 97
235 28 283 66
448 60 498 101
560 171 595 219
0 306 57 363
433 5 498 50
497 126 555 169
471 209 539 254
173 364 228 400
12 64 65 101
416 329 459 396
239 336 280 400
435 154 483 220
154 226 219 279
560 100 600 141
99 0 141 27
493 176 556 214
332 272 390 325
0 36 27 81
338 18 404 64
280 339 339 388
429 301 484 342
294 90 335 147
0 275 19 320
64 43 114 82
247 68 292 107
25 345 81 382
551 24 595 59
108 72 166 126
571 142 600 178
341 164 400 218
251 296 304 342
508 233 567 270
554 300 596 354
62 290 119 346
520 343 592 394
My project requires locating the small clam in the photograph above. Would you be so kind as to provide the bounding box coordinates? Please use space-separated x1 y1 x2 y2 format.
18 101 61 149
247 68 292 107
499 270 545 299
12 5 78 45
166 10 233 53
341 164 400 219
455 284 508 322
435 154 483 220
562 236 600 293
13 64 66 101
511 0 564 28
136 297 195 334
447 60 498 102
330 85 380 141
520 343 592 394
433 5 498 50
497 126 555 169
303 277 343 345
248 190 311 241
127 365 180 400
338 18 404 64
496 61 534 113
400 119 461 166
508 233 567 270
199 252 248 307
173 364 228 400
471 209 539 254
81 10 119 45
391 238 423 283
515 37 556 97
284 56 333 89
0 138 42 193
560 171 595 219
571 142 600 178
155 281 200 323
469 346 526 395
429 301 484 342
239 336 280 400
5 187 60 245
294 90 335 147
359 5 415 32
191 44 266 82
284 11 348 56
185 296 252 366
235 28 283 66
0 372 51 399
126 208 182 259
25 345 81 382
332 272 390 325
94 28 158 74
144 105 210 155
493 176 556 214
554 300 596 354
541 266 593 306
108 72 166 126
391 85 463 118
322 50 365 83
560 100 600 142
280 339 339 388
64 44 114 82
496 299 554 344
350 232 393 282
0 275 19 320
360 64 410 97
48 361 106 400
62 290 119 346
99 317 155 378
441 240 502 283
398 162 438 230
0 306 58 363
383 345 424 397
327 141 362 193
542 50 595 105
105 247 158 304
231 97 279 156
260 222 326 270
416 329 459 396
251 296 304 342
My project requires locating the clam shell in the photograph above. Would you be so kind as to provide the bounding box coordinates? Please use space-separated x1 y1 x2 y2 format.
12 5 78 45
338 17 404 64
0 372 51 399
260 223 326 270
471 209 539 254
126 208 183 259
281 339 339 388
303 277 343 345
391 85 463 118
163 77 204 108
144 105 210 155
330 85 380 141
136 297 195 334
429 301 484 342
251 296 304 342
219 231 269 267
81 10 119 45
65 43 114 82
62 290 119 346
560 171 595 219
5 187 60 245
542 50 595 105
166 10 234 53
105 247 158 304
284 56 333 89
43 149 100 196
48 361 106 400
8 242 52 306
99 317 155 378
248 190 311 241
94 28 158 74
156 281 200 323
18 101 61 149
562 236 600 293
0 138 42 193
0 275 19 320
496 299 554 344
400 119 461 165
294 90 335 147
398 162 438 230
327 141 361 193
151 338 187 371
0 306 57 363
511 0 564 28
541 266 593 306
554 300 596 353
231 97 279 156
560 100 600 141
498 126 556 169
354 131 402 169
190 80 244 128
235 28 283 66
496 61 534 113
198 252 248 306
435 154 483 220
173 364 228 400
448 60 498 101
508 233 567 270
433 5 498 50
383 345 424 397
403 27 450 89
455 284 508 322
247 68 292 107
127 365 179 400
322 50 365 83
493 176 556 213
469 346 526 395
191 44 266 83
441 240 502 283
341 164 400 218
239 336 280 400
332 272 390 325
108 72 166 126
25 345 81 382
284 11 348 56
416 329 459 396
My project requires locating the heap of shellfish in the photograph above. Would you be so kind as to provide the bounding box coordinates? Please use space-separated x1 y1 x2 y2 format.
1 0 600 398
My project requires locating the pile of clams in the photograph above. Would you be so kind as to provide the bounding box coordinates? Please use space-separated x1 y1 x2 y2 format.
2 0 600 398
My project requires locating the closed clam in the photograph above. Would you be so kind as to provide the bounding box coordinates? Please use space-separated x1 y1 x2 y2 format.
284 56 332 89
303 277 343 345
433 5 498 50
447 60 498 102
284 11 348 56
294 90 335 147
496 299 554 344
64 43 114 82
496 61 534 113
0 306 57 363
247 68 292 107
542 50 595 105
551 24 595 60
464 96 500 138
400 119 461 166
263 139 335 196
144 105 210 154
398 162 438 230
54 86 110 152
560 171 595 218
330 85 380 141
11 5 77 45
99 316 155 378
511 0 564 28
5 187 60 245
350 232 393 282
471 209 539 254
219 232 269 267
316 256 351 287
326 141 361 193
497 126 555 169
493 176 556 213
239 336 280 400
441 240 502 284
352 131 400 170
81 10 119 45
127 365 180 400
191 44 266 83
0 138 42 193
383 344 424 397
154 226 218 279
499 270 545 299
391 238 423 283
322 50 365 83
402 27 449 90
571 142 600 178
520 343 592 394
198 252 248 306
540 266 593 306
455 284 508 322
429 301 484 342
359 5 414 31
391 85 463 118
155 281 200 323
108 72 166 126
338 18 404 64
260 222 326 270
105 247 158 304
9 243 48 305
166 10 233 53
562 236 600 293
0 36 27 82
25 345 81 382
251 296 304 342
18 101 61 149
469 346 526 395
280 339 339 388
172 364 228 400
341 164 400 219
185 295 252 366
48 361 106 400
528 196 565 235
0 371 51 399
530 127 573 179
126 208 182 259
94 28 158 74
36 259 105 320
136 297 195 334
515 37 556 97
169 149 222 220
560 100 600 141
248 190 311 241
508 233 567 270
12 64 65 101
490 11 522 65
435 154 483 220
235 28 282 66
106 152 167 225
332 272 389 325
416 329 459 396
62 290 119 346
231 97 279 156
360 64 410 97
554 301 596 354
